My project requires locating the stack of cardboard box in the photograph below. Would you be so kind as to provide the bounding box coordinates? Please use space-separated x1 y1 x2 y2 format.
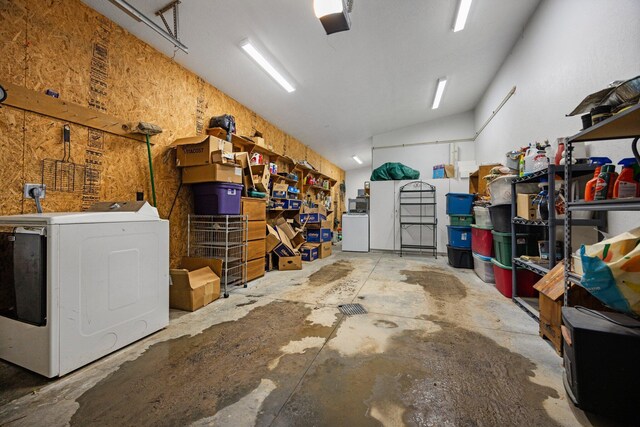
264 220 305 271
299 205 333 259
242 197 267 281
171 135 244 185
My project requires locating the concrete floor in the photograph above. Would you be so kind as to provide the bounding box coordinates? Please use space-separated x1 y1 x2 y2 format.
0 249 621 426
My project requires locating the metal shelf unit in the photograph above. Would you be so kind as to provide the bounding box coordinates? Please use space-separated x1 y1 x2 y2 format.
399 181 437 258
564 103 640 305
187 215 248 298
510 164 606 320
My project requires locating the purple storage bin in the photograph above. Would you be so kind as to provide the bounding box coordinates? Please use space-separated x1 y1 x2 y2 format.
193 182 243 215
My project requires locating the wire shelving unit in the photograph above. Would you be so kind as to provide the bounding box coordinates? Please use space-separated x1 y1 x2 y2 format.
399 181 437 258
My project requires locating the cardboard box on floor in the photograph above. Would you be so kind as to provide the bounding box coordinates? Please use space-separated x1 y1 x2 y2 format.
276 217 306 249
171 135 233 167
276 254 302 270
182 163 243 184
266 224 281 253
308 241 332 259
169 266 220 312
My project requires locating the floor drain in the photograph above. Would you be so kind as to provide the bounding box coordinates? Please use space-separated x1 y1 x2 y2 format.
338 303 367 315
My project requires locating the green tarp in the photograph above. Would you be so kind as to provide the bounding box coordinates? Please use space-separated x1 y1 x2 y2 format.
370 162 420 181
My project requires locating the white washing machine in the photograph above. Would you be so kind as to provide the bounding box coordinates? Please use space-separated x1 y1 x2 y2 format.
0 201 169 377
342 213 370 252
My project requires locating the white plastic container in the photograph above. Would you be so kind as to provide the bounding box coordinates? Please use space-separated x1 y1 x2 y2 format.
473 252 495 283
488 175 540 206
473 206 492 228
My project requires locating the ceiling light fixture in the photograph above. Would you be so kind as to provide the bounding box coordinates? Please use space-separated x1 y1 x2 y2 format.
240 40 295 93
432 78 447 109
453 0 473 32
314 0 351 35
352 155 363 164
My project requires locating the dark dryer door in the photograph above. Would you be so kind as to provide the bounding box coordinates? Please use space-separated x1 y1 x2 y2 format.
0 227 47 326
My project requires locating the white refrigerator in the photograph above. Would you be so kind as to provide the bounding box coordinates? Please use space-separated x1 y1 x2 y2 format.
342 213 369 252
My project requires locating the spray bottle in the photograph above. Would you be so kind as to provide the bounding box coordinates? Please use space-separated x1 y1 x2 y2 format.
594 165 615 201
585 157 612 201
614 158 640 198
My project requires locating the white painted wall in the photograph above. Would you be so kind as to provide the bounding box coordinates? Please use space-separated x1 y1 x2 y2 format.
345 166 372 203
369 111 476 253
474 0 640 235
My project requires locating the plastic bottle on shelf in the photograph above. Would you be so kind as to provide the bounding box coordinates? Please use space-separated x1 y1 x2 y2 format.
614 158 640 198
518 152 525 177
585 157 612 201
594 165 615 200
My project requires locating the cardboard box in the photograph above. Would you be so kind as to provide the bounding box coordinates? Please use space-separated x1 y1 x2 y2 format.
276 218 306 249
306 228 332 243
234 152 255 194
241 197 267 221
169 267 220 312
273 227 298 257
265 224 281 253
181 256 223 277
469 164 501 195
265 253 274 272
275 254 302 271
246 220 266 241
301 245 318 262
171 135 233 167
319 241 332 258
182 163 243 184
283 199 302 210
210 150 236 164
272 182 288 199
251 165 270 193
305 219 332 229
247 257 265 281
517 193 538 220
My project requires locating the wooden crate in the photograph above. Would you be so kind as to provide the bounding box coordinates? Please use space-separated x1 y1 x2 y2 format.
247 257 265 282
245 220 266 241
241 197 267 221
469 164 502 195
245 238 266 261
535 263 608 355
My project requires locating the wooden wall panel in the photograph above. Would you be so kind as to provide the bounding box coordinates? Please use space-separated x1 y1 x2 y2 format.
0 0 345 266
0 0 27 86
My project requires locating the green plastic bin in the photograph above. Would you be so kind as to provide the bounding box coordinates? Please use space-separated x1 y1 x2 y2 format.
449 214 473 226
491 231 539 267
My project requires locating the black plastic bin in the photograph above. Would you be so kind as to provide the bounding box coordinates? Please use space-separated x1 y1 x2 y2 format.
447 245 474 269
488 204 511 233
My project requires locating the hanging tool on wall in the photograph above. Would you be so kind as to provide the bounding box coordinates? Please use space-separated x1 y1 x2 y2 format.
41 124 90 193
123 122 163 207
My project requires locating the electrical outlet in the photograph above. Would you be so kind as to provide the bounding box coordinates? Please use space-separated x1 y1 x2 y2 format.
24 184 46 199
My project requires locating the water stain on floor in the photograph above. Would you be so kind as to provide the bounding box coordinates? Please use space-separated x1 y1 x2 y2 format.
0 362 51 406
69 301 335 426
307 260 354 286
273 325 561 427
236 299 258 307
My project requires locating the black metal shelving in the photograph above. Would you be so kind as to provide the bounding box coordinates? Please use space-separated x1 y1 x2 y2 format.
510 163 606 320
399 181 437 258
564 103 640 305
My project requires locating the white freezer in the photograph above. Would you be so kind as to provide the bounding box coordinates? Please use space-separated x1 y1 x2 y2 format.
0 202 169 377
342 213 369 252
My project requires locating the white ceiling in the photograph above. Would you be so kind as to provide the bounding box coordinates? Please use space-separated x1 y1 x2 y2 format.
82 0 541 170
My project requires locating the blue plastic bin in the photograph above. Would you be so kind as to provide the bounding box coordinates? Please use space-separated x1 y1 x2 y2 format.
193 182 243 215
446 193 475 215
447 225 472 249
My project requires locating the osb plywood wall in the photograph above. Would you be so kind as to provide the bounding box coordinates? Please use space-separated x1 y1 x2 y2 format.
0 0 345 266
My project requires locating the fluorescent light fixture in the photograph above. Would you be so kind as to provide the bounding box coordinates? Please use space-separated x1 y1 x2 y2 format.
314 0 351 34
432 78 447 109
240 40 295 93
352 155 363 164
453 0 473 32
314 0 344 18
